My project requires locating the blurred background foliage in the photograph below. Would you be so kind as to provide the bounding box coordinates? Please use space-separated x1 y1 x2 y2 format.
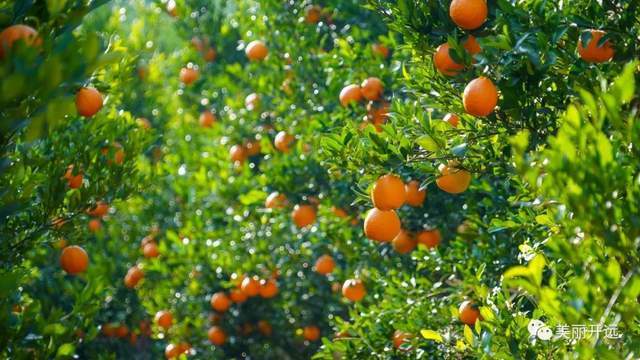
1 0 639 359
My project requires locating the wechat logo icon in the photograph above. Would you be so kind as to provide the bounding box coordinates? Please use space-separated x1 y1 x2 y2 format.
528 319 553 341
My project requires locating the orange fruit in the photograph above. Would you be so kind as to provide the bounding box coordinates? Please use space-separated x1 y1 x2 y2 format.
459 300 481 325
463 76 498 117
436 163 472 194
177 343 191 355
331 206 348 218
229 288 248 303
199 111 216 127
191 36 204 51
60 245 89 274
314 254 336 275
360 77 384 101
449 0 488 30
210 292 231 312
102 323 117 337
155 310 173 330
86 201 109 217
265 191 288 209
164 343 180 359
75 87 103 117
143 242 159 258
0 24 40 59
259 279 279 298
179 67 199 85
140 235 155 249
53 238 67 249
245 92 260 111
577 30 614 63
274 131 295 153
305 5 322 24
444 113 460 127
303 325 321 341
393 330 412 350
291 204 316 228
229 144 246 164
203 47 217 62
208 326 226 345
244 140 261 156
241 276 260 297
405 180 426 207
339 84 363 106
366 101 390 131
115 325 129 338
392 230 417 254
245 40 268 61
371 174 406 210
64 165 83 189
88 218 102 232
166 0 178 17
257 320 273 336
124 265 144 288
342 278 366 302
463 35 482 55
372 43 390 58
100 142 125 165
129 332 138 345
434 43 464 76
137 117 151 130
364 208 401 242
416 229 441 249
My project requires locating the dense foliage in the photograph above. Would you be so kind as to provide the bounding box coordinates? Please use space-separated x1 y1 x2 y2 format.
1 0 639 359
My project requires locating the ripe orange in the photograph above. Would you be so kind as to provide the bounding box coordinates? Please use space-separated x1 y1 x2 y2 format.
179 67 199 85
229 288 248 303
434 43 464 76
245 40 268 61
303 325 321 341
140 235 155 249
463 35 482 55
274 131 295 153
244 140 261 156
314 254 336 275
229 144 246 164
393 330 412 350
164 343 180 359
459 300 481 325
102 323 117 337
143 242 159 258
257 320 273 336
463 76 498 117
88 218 102 232
191 36 204 51
305 5 322 24
176 343 191 355
577 30 614 63
245 93 260 111
265 191 288 209
208 326 226 345
87 201 109 217
444 113 460 127
361 77 384 101
155 310 173 329
372 43 390 58
392 230 417 254
115 325 129 338
342 278 366 302
210 292 231 312
124 265 144 288
64 165 83 189
449 0 488 30
416 229 441 249
364 208 401 242
60 245 89 274
371 174 406 210
339 84 363 106
0 24 40 59
199 111 216 127
291 204 316 228
241 276 260 297
436 163 472 194
259 279 279 298
404 180 426 207
203 47 217 62
75 87 103 117
101 142 125 165
137 117 151 130
366 101 390 132
331 206 348 218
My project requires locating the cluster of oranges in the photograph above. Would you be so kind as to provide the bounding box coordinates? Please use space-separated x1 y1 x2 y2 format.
339 76 389 132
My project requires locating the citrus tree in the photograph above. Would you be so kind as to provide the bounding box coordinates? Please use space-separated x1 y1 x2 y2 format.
2 0 639 359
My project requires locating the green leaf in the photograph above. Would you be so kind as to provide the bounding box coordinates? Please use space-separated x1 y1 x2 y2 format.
610 62 636 105
463 324 474 345
416 135 440 152
420 329 443 342
56 343 75 358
